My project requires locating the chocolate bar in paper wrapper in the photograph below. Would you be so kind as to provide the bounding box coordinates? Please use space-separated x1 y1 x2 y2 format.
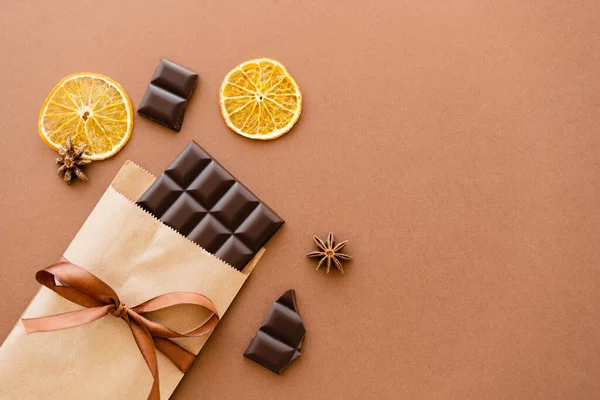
0 161 273 399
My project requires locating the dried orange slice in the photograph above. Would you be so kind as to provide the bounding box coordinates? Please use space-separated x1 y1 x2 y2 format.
220 58 302 140
38 72 133 160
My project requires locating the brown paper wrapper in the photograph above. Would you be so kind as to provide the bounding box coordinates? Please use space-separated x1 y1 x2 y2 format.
0 161 262 399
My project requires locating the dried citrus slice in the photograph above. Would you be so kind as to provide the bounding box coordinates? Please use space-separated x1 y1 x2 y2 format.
220 58 302 140
38 72 133 160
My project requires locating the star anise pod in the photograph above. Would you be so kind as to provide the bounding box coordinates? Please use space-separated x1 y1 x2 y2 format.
56 136 91 185
306 232 352 273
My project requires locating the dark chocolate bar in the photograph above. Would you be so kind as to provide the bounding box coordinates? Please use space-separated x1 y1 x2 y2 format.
244 290 305 374
138 59 198 131
137 141 284 270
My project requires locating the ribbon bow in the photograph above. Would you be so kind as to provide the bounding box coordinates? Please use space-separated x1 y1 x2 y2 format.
21 261 219 400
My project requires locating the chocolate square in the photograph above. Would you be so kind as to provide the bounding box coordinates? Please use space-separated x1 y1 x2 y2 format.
137 58 198 132
211 183 259 231
136 175 183 217
214 237 254 269
187 215 231 254
150 59 198 99
244 290 305 374
160 194 207 236
186 163 235 209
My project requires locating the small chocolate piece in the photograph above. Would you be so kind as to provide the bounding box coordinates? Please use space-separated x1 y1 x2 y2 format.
138 58 198 131
244 290 305 374
137 141 284 270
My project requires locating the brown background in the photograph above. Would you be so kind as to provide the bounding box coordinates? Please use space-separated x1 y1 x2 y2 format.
1 1 599 399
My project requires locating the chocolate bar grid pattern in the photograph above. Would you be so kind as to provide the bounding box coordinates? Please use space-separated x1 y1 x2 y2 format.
244 290 305 374
137 142 283 270
137 59 198 131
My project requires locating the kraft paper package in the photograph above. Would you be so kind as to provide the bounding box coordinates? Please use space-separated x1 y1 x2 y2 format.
0 161 263 399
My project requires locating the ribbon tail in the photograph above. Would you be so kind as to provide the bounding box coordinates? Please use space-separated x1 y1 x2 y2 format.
127 313 161 400
153 337 196 373
21 305 113 334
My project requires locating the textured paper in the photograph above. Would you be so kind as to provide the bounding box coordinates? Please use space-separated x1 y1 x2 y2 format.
0 161 259 399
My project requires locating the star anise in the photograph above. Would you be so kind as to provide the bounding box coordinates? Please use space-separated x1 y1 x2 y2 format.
306 232 352 273
56 136 91 185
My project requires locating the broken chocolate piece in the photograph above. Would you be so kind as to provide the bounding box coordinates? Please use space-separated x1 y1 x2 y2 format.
244 290 305 374
138 58 198 131
137 141 284 270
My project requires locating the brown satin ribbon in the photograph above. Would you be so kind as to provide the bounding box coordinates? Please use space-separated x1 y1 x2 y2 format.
21 261 219 400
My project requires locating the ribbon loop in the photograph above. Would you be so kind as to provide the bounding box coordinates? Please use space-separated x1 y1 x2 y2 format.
21 261 219 400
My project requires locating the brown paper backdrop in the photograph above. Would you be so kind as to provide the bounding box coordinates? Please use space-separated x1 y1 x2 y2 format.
1 1 599 399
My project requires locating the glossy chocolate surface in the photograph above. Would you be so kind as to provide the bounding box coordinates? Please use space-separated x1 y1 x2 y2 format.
137 141 284 270
244 290 305 374
138 58 198 131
